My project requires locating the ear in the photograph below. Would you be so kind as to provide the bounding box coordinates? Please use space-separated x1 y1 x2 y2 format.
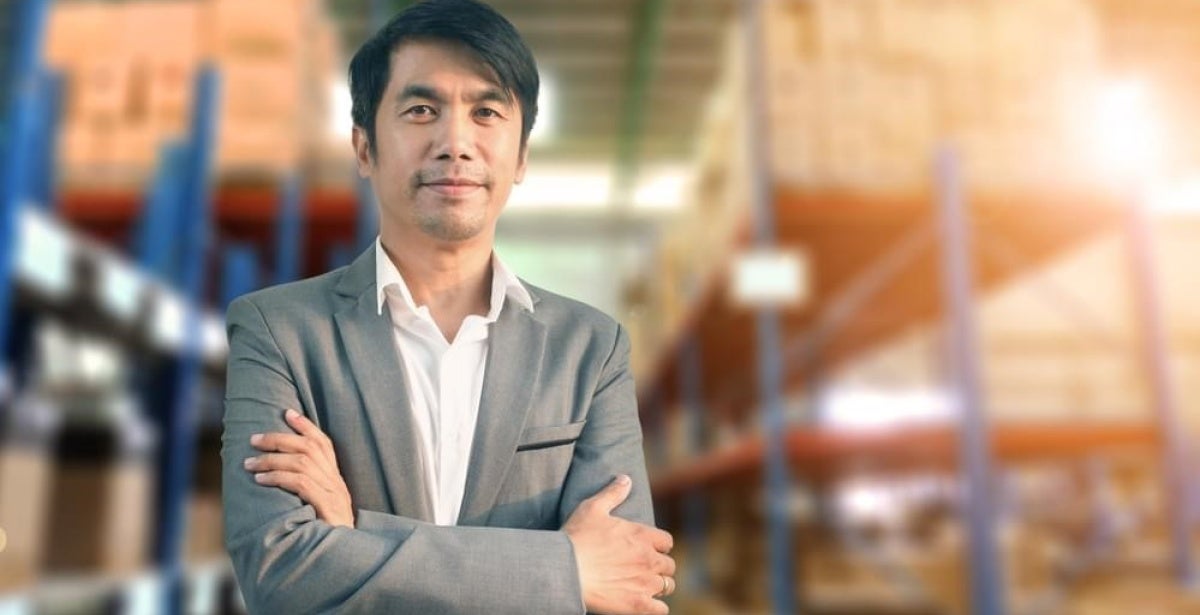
513 143 529 184
352 126 373 178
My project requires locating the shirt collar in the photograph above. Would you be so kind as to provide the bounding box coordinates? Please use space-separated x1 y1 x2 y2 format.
374 237 534 319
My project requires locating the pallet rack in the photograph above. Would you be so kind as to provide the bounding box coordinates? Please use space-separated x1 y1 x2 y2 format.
0 0 366 612
638 4 1196 614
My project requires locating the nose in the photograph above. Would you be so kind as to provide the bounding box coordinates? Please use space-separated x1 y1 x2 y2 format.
434 108 475 161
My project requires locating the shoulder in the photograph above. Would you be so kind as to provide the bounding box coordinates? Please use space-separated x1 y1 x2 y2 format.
524 281 620 334
227 266 349 325
522 281 629 363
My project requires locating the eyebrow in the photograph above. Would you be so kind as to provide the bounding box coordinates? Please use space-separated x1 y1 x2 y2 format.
395 83 513 107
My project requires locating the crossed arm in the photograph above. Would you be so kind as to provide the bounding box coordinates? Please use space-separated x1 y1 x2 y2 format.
245 409 677 613
222 297 675 614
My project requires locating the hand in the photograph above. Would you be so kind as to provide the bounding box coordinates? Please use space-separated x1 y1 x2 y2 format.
562 475 676 615
244 408 356 528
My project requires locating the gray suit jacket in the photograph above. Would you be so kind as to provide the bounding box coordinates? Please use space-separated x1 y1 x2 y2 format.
221 246 654 614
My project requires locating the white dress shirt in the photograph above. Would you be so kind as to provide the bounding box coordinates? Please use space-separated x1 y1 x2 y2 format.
374 238 534 526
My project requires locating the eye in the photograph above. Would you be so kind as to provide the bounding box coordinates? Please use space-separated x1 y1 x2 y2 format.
404 104 436 119
476 107 503 120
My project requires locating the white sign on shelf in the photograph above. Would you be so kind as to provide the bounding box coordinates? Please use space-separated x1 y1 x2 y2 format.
151 287 187 352
124 572 162 615
97 252 145 324
730 248 810 308
187 562 224 615
16 206 74 298
202 312 229 363
0 595 32 615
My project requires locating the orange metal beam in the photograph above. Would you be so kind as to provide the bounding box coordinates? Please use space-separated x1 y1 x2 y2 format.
650 422 1159 498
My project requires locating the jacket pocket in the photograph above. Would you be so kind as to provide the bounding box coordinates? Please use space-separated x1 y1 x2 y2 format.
515 420 587 452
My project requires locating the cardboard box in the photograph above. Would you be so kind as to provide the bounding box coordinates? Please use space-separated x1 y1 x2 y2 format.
184 493 224 563
73 58 131 124
119 1 203 64
207 0 312 61
220 60 304 119
0 446 53 591
813 0 874 57
146 61 195 134
44 459 152 575
44 2 119 67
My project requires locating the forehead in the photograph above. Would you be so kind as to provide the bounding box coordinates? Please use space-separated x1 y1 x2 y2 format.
386 39 503 94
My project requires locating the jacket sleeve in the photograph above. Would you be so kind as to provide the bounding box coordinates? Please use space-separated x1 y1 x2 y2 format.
221 296 585 615
557 323 655 526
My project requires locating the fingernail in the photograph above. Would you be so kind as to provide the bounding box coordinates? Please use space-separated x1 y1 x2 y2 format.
254 473 267 483
285 409 299 420
617 474 631 486
243 458 255 469
250 434 263 445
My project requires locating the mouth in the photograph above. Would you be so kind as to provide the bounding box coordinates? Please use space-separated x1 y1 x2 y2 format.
420 178 485 197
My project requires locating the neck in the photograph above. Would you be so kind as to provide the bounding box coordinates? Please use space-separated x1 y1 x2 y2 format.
379 227 494 337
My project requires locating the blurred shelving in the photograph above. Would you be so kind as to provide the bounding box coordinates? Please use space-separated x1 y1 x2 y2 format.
0 558 240 615
5 0 1200 614
635 186 1128 419
12 207 228 374
2 1 246 613
651 423 1159 498
625 1 1200 614
55 184 362 282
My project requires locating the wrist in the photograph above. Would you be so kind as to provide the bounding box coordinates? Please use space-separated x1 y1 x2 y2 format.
561 530 589 611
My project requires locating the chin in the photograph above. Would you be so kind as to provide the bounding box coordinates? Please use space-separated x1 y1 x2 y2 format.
419 216 487 242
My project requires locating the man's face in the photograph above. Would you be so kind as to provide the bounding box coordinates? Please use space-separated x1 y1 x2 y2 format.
354 40 528 243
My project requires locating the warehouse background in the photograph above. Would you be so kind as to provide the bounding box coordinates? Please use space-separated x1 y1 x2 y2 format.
2 0 1200 613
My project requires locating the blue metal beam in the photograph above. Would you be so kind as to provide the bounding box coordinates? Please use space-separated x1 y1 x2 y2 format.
274 173 305 284
355 174 378 253
1124 185 1196 586
222 244 259 311
741 1 796 612
0 0 52 375
155 65 221 615
27 68 62 210
136 142 188 278
934 146 1006 615
679 335 711 592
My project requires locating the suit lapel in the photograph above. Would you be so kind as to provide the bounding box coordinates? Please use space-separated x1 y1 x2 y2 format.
333 248 435 522
457 296 547 525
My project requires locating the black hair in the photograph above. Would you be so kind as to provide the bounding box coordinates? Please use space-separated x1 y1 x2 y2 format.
348 0 539 158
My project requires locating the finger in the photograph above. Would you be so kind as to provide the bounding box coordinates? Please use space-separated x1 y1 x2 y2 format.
631 593 669 615
252 431 340 480
284 409 324 441
250 432 311 454
646 573 676 598
642 526 674 553
651 552 676 577
250 432 331 469
253 470 317 502
283 409 340 470
585 474 632 515
245 453 333 487
645 573 666 598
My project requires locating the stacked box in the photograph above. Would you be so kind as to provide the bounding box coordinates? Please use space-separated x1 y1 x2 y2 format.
208 0 308 174
45 0 345 185
751 0 1103 194
0 447 53 591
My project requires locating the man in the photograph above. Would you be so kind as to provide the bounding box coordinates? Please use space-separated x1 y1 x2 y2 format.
221 0 675 613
